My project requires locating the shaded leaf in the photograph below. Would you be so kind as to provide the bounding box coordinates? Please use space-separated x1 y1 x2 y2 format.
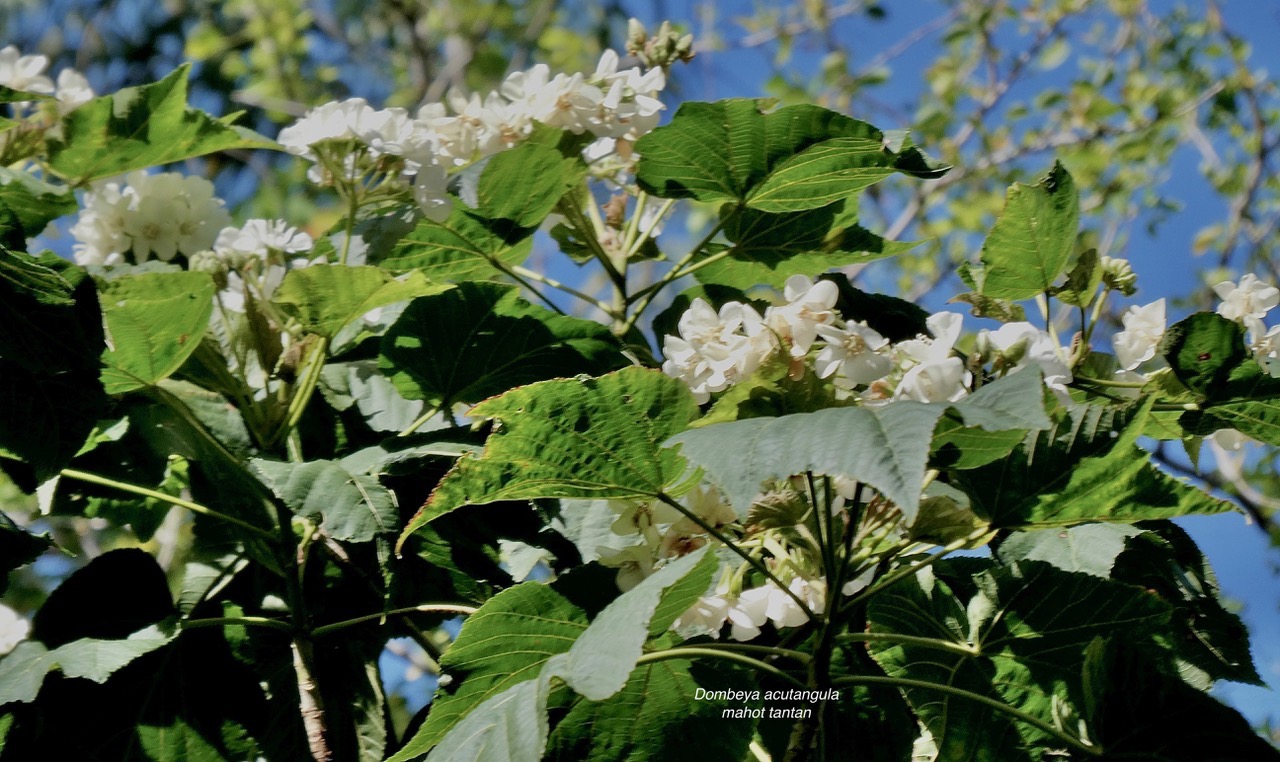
380 281 626 411
252 459 397 542
379 207 534 282
474 142 585 227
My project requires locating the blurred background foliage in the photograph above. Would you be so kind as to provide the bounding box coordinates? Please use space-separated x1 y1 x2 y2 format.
3 0 1280 738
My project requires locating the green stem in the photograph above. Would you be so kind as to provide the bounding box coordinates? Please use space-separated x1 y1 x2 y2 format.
1072 375 1147 388
278 337 330 446
837 631 977 657
682 642 812 664
397 405 442 437
311 603 478 637
1082 289 1109 346
842 528 988 612
625 198 676 259
636 647 807 689
59 468 276 542
831 675 1101 757
183 615 294 633
621 212 734 333
511 264 619 317
654 492 816 621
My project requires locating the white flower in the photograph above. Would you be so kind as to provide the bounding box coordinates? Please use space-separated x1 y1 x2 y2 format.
762 578 823 629
983 321 1074 392
215 219 313 261
72 171 229 265
896 357 970 403
597 544 656 591
841 566 876 596
416 101 483 166
1244 316 1280 378
662 299 777 402
54 68 94 113
813 322 892 386
277 98 376 155
766 275 840 357
413 163 453 222
354 106 435 168
672 594 731 638
0 603 30 656
1214 274 1280 322
1111 299 1166 371
893 312 971 402
671 483 736 534
727 587 771 641
0 45 53 95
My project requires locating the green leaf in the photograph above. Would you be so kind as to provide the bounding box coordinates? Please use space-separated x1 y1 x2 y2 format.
995 523 1144 578
378 207 534 282
399 367 699 546
0 85 51 103
100 271 216 394
1161 312 1280 445
1054 248 1102 307
0 249 103 376
1161 312 1248 397
390 583 590 761
949 291 1028 323
694 203 918 289
0 360 107 485
271 265 448 339
820 274 931 343
867 560 1170 761
1110 521 1262 686
474 141 586 227
251 459 397 542
972 161 1079 300
954 400 1233 528
380 282 627 411
0 169 78 237
635 100 945 210
546 660 758 762
672 372 1047 521
0 518 51 594
0 623 177 705
45 64 275 185
1084 639 1280 761
414 549 713 762
320 360 427 433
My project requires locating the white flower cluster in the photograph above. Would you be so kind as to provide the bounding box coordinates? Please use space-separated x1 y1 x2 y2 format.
0 45 94 114
277 50 665 218
70 171 230 265
597 483 736 590
662 275 1075 406
1215 274 1280 378
673 576 826 641
208 218 317 313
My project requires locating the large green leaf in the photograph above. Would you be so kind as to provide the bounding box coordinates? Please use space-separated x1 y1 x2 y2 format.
474 142 585 227
320 359 427 433
380 281 627 411
971 161 1079 300
0 251 106 483
1109 521 1262 686
866 560 1170 762
45 64 275 185
1084 639 1280 761
954 400 1232 528
394 548 712 762
251 459 397 542
635 100 945 211
995 523 1144 578
546 660 757 762
1162 312 1280 445
0 169 77 238
378 207 534 282
399 367 699 545
0 625 177 705
672 371 1048 521
271 265 447 339
393 584 590 760
693 202 918 290
100 271 216 395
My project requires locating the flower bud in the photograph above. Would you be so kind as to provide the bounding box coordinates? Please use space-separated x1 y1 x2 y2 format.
1101 256 1138 296
187 249 229 288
